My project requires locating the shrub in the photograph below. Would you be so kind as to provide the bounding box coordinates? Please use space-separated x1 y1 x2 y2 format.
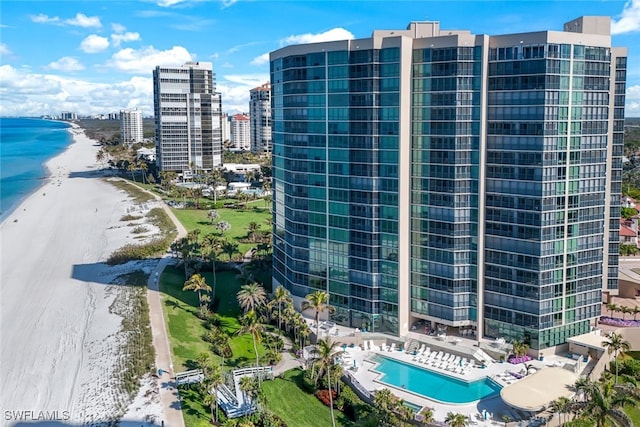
315 389 337 407
619 358 640 378
120 214 142 221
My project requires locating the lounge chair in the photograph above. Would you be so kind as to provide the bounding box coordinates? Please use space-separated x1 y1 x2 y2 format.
389 343 396 352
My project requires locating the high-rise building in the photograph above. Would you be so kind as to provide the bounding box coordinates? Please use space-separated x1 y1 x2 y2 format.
270 16 626 353
231 113 251 151
250 82 272 153
221 113 231 147
120 109 143 144
153 61 223 172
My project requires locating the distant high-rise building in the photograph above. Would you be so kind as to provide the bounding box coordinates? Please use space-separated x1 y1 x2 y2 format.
270 16 626 353
231 114 250 151
153 61 223 172
249 82 272 153
120 109 143 144
60 112 77 121
221 113 231 147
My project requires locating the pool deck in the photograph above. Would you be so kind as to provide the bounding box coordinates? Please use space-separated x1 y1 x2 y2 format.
338 342 576 426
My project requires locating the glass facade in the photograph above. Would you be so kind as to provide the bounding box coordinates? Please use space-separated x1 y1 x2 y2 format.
410 46 482 324
271 18 625 350
484 42 614 349
271 48 401 333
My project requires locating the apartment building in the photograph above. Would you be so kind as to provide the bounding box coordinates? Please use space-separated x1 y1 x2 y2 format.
250 82 273 153
120 109 143 144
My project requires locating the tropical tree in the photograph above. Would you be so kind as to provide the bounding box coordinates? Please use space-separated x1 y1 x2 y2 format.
220 238 240 262
606 302 619 318
247 221 260 242
511 340 530 362
237 310 265 368
207 209 220 225
550 396 572 425
311 338 343 427
183 273 212 308
301 290 335 344
202 233 221 301
445 412 469 427
602 332 631 384
239 375 260 404
634 306 640 321
216 220 231 236
237 283 267 314
200 361 223 423
582 380 635 427
372 388 412 427
270 286 291 333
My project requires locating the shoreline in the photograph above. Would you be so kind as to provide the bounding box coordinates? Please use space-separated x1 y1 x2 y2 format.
0 119 75 224
0 126 163 425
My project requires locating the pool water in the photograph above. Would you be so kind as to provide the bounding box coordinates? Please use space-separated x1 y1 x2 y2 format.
373 356 501 404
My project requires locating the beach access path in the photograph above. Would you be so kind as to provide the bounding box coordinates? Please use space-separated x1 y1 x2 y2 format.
141 184 188 427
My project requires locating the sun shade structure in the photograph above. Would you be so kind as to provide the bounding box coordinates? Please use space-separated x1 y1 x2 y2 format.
500 367 577 412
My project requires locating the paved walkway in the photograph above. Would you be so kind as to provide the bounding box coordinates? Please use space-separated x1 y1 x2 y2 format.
133 182 188 427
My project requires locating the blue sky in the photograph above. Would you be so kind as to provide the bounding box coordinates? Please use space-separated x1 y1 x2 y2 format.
1 0 639 117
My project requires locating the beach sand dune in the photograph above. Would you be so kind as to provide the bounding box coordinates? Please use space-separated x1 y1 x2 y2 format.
1 127 161 426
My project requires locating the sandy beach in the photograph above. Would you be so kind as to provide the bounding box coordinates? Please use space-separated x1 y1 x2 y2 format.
0 126 162 426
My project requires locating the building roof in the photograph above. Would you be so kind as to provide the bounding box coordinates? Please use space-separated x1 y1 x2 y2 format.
620 224 636 237
500 367 577 412
232 114 249 121
566 330 607 351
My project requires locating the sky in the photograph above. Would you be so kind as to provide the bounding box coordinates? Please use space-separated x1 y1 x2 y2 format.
1 0 640 118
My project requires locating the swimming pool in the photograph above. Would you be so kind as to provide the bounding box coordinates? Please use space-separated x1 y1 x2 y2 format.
372 356 501 404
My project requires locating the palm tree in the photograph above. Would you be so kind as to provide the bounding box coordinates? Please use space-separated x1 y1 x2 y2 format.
220 238 239 262
551 396 572 425
633 306 640 321
582 380 635 427
270 286 291 333
237 283 267 314
247 221 260 242
239 375 260 404
602 332 631 384
445 412 470 427
201 362 223 423
237 310 264 368
311 338 343 427
183 274 212 308
301 290 335 344
606 302 618 318
511 340 529 362
202 233 221 302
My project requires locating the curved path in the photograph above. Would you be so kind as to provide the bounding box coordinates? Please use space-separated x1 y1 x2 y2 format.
123 181 188 427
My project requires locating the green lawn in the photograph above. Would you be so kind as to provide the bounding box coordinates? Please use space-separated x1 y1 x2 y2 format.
179 387 213 427
262 369 353 427
171 205 271 258
160 266 268 371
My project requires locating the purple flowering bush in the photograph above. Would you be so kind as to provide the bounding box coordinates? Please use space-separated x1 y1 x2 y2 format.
508 355 532 364
599 316 640 327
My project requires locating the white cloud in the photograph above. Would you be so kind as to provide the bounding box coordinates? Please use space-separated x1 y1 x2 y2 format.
221 0 239 8
65 13 102 29
0 65 155 117
106 45 194 74
613 0 640 34
80 35 110 53
0 43 11 56
217 73 269 114
627 84 640 117
111 23 126 33
111 32 141 47
250 53 270 66
154 0 190 7
281 28 354 46
47 57 85 72
30 13 60 24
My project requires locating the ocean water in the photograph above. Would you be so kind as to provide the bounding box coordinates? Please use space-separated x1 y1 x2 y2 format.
0 117 72 220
